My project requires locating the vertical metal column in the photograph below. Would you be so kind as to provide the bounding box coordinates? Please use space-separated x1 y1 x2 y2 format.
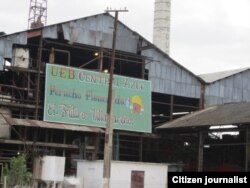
198 131 204 171
35 36 43 119
245 128 249 171
170 95 174 120
140 136 143 162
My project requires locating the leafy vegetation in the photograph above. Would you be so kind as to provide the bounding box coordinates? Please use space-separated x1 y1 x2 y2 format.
3 154 32 187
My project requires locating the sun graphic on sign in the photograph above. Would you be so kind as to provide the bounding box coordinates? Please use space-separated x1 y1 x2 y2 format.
130 95 144 114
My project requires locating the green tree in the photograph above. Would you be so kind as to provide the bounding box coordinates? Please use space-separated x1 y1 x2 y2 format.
3 154 32 187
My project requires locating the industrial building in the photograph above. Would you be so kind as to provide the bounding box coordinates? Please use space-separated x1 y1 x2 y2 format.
0 12 202 176
158 69 250 171
0 6 250 180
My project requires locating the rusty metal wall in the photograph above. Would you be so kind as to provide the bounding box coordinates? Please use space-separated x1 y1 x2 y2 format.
61 14 138 53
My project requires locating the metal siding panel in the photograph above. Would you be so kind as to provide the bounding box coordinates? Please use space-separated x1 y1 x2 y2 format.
195 86 201 98
116 35 137 53
62 23 71 41
184 84 190 97
212 96 219 106
167 59 173 67
175 83 180 96
243 78 249 89
191 85 196 97
209 96 215 106
151 78 159 92
62 16 137 53
0 39 4 56
205 85 210 96
42 26 58 39
171 81 175 94
139 44 200 98
220 79 225 86
209 85 216 96
219 85 224 98
0 37 19 59
150 63 156 77
183 84 188 97
180 84 185 96
217 98 223 105
247 70 250 78
241 71 248 78
151 77 156 91
4 40 12 58
145 59 151 70
247 78 250 90
170 67 176 81
191 76 198 85
143 50 153 58
228 87 234 99
224 87 232 99
233 88 240 100
224 98 231 104
211 83 216 96
0 56 3 70
161 66 167 79
180 83 184 96
156 63 161 77
8 32 27 45
205 96 211 107
207 84 214 96
85 29 97 46
147 63 153 77
155 78 160 92
164 80 171 93
101 32 113 49
233 74 240 88
214 82 220 97
186 74 192 84
186 84 192 97
243 90 250 101
159 80 165 93
175 67 181 83
236 74 243 88
166 66 172 80
225 77 233 87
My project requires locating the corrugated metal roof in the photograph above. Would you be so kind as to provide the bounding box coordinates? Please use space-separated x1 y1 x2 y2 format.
198 67 250 83
0 13 203 99
4 117 104 133
157 102 250 129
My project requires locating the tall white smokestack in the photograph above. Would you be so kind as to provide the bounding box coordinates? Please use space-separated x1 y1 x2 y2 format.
153 0 171 54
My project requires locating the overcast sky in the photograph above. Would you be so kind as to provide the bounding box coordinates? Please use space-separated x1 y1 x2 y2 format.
0 0 250 74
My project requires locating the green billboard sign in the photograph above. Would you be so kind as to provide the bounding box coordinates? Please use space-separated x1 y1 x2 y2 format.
44 64 152 133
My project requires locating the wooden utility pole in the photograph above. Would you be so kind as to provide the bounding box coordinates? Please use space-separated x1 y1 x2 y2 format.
103 8 128 188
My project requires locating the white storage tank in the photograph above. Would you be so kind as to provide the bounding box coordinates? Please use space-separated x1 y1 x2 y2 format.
33 156 65 182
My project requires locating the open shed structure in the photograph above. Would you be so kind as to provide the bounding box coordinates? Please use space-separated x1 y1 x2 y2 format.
157 102 250 171
0 13 202 174
155 66 250 171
